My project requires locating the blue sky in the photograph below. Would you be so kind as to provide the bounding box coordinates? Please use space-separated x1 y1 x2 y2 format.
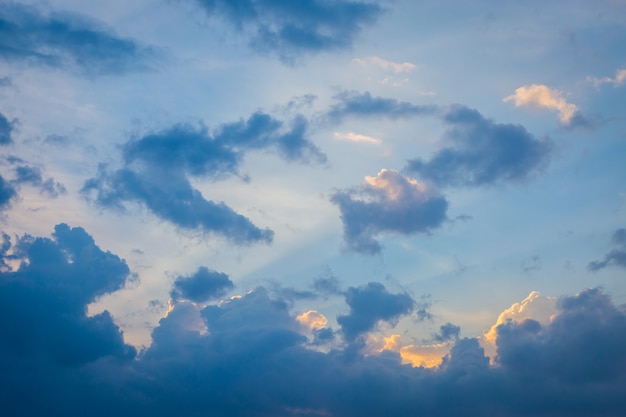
1 0 625 415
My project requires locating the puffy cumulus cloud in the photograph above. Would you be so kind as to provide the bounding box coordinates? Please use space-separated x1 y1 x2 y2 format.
496 288 626 387
191 0 383 60
0 3 158 75
0 112 14 145
586 68 626 88
352 56 416 73
433 322 461 343
588 227 626 271
171 266 234 303
83 111 325 245
330 169 448 254
503 84 591 127
406 105 552 187
296 310 329 331
333 131 381 145
0 224 135 370
326 91 438 123
484 291 557 345
337 282 415 341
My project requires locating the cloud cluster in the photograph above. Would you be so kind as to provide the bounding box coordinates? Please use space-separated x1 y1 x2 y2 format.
191 0 382 60
330 169 448 254
586 68 626 88
171 266 234 303
406 105 552 187
588 227 626 271
2 226 626 416
503 84 591 128
0 2 156 75
83 112 325 245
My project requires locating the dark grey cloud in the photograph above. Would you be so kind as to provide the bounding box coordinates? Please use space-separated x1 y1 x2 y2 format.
330 169 448 254
588 228 626 271
406 105 552 187
433 322 461 342
327 91 438 123
337 282 415 341
171 267 234 303
496 288 626 386
0 112 14 145
191 0 383 60
83 112 324 245
0 174 17 210
0 3 158 75
0 224 135 368
2 231 626 417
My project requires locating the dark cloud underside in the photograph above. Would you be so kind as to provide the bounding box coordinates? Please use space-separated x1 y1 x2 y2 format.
171 266 234 303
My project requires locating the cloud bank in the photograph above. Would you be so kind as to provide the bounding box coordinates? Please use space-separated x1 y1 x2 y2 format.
2 225 626 417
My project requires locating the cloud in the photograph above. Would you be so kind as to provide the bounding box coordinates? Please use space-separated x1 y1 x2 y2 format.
327 91 438 122
13 164 67 197
333 131 381 145
296 310 329 331
330 169 448 254
406 105 552 187
83 111 324 245
2 234 626 417
190 0 382 60
337 282 415 341
171 267 234 303
503 84 590 127
352 56 416 73
0 224 136 367
0 3 158 75
496 288 626 385
0 112 14 145
0 174 17 210
588 228 626 271
586 68 626 88
433 322 461 342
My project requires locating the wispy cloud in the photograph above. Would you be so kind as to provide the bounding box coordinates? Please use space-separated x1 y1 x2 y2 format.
352 56 416 73
333 131 381 145
586 68 626 88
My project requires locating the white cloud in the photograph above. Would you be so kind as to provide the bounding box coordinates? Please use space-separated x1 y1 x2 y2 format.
586 68 626 88
352 56 416 73
503 84 579 124
333 131 381 145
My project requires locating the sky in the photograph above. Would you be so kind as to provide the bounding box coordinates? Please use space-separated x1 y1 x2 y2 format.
1 0 625 415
